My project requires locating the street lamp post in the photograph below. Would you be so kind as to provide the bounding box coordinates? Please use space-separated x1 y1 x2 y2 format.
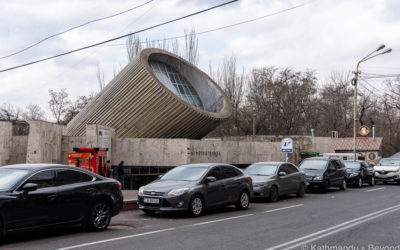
352 44 392 161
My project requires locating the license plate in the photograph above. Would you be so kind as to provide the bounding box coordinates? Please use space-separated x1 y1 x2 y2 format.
144 198 159 204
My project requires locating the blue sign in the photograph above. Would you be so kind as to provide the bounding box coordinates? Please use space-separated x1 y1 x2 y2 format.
281 138 294 153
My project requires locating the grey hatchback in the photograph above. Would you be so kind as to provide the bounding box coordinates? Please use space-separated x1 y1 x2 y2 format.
138 163 253 217
244 162 306 202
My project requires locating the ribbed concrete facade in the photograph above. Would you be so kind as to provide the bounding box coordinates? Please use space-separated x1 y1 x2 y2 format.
66 48 232 139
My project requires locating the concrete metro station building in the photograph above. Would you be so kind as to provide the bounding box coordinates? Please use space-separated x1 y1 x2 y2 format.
0 49 381 189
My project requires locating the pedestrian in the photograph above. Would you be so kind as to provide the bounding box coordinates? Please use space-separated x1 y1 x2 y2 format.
117 161 125 190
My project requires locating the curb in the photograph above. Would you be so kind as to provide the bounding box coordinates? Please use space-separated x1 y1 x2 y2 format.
122 199 138 211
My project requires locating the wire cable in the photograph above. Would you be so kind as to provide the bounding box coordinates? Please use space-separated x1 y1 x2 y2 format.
0 0 153 60
0 0 238 73
98 0 317 48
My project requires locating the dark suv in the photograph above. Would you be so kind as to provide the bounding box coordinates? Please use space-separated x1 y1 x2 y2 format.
298 157 347 193
343 160 375 187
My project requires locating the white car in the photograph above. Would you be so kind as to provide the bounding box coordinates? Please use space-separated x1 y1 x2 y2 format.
374 158 400 184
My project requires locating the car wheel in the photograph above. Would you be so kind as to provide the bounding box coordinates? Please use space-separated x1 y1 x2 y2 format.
321 181 329 193
296 183 305 197
88 200 112 232
236 190 250 210
142 209 156 215
268 186 279 202
357 178 363 188
340 179 347 190
188 195 204 217
369 177 375 186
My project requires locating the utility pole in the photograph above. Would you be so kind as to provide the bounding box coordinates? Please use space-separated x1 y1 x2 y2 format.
352 44 392 161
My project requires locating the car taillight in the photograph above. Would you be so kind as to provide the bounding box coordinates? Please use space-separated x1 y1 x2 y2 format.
114 182 122 189
248 176 253 183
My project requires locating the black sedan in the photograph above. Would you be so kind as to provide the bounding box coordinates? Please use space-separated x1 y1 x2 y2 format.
344 160 375 187
0 164 123 238
138 163 253 217
244 162 306 202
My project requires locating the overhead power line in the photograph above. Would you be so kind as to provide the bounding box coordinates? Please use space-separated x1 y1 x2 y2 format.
99 0 317 48
0 0 154 60
0 0 238 73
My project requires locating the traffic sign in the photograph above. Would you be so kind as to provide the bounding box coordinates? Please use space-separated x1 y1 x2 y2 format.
281 138 294 153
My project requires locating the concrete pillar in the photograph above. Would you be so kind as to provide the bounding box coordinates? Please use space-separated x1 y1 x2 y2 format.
0 121 13 166
26 121 66 163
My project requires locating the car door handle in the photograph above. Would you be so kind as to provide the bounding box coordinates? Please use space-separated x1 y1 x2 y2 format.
48 194 57 201
86 188 96 193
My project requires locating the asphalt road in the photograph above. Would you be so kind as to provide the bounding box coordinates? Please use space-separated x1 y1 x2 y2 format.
1 184 400 250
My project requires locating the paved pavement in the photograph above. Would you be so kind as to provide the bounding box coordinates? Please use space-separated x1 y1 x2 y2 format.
2 184 400 250
121 190 138 211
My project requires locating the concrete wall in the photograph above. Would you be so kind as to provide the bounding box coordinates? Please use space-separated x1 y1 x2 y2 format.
2 119 336 167
110 136 333 166
9 136 28 164
188 139 283 164
26 121 65 164
112 138 189 166
0 121 29 166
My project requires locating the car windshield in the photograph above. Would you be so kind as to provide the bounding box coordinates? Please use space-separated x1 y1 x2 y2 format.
160 166 208 181
0 169 29 191
244 164 278 176
377 159 400 166
344 161 361 170
299 159 327 170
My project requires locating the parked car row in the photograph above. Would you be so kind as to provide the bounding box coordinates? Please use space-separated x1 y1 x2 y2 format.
138 157 400 217
1 157 398 237
138 162 307 216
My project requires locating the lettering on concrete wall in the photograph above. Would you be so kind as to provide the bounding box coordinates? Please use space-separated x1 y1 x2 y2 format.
190 151 221 158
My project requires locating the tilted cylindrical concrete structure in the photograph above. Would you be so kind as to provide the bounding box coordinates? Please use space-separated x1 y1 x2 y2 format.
66 48 232 139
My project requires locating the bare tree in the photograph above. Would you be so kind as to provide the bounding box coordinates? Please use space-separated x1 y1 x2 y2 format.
48 89 70 124
184 28 199 65
96 64 105 91
218 54 245 134
23 104 45 121
63 93 96 124
0 103 22 121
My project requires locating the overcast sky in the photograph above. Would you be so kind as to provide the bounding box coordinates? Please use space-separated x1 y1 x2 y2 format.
1 0 399 119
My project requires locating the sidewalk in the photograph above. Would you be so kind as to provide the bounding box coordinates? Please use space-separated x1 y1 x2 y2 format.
121 190 138 211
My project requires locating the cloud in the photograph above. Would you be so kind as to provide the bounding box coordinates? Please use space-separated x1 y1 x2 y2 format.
0 0 399 114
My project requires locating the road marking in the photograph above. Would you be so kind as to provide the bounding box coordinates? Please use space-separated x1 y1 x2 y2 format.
266 203 400 250
263 204 304 213
57 227 176 250
192 214 253 226
364 187 385 192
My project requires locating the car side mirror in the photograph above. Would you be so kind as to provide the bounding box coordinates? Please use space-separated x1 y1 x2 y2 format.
205 176 217 183
278 171 287 177
22 183 38 193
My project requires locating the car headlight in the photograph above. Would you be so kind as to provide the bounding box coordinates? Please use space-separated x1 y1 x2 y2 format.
350 173 358 177
168 188 189 197
138 187 144 196
313 176 324 181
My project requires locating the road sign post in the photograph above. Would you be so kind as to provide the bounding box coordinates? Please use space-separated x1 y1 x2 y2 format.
281 138 294 162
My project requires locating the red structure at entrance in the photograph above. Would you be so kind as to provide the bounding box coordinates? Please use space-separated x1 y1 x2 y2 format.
67 148 109 177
